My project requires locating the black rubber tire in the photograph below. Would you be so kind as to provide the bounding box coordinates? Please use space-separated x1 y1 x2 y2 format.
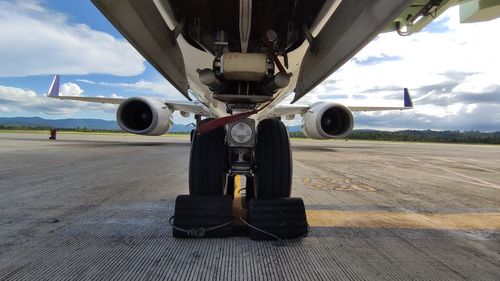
189 126 226 195
226 175 235 197
190 129 195 143
245 175 254 199
255 119 292 198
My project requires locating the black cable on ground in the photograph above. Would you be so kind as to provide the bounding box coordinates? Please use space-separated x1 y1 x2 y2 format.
169 215 309 243
238 216 310 246
169 216 233 238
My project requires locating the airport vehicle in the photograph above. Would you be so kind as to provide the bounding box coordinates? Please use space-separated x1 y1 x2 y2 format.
48 0 500 239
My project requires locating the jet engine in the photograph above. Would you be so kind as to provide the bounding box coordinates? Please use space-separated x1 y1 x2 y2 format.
116 97 173 136
302 103 354 139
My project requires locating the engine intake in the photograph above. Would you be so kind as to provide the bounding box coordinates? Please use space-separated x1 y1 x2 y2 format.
116 97 173 136
303 103 354 139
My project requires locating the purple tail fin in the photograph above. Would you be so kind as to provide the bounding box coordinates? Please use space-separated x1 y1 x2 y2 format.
48 75 60 97
404 88 413 108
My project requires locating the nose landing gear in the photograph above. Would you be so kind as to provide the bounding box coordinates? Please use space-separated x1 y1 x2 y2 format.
172 118 308 240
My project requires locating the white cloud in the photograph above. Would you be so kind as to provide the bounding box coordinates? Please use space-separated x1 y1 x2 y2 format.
355 102 500 132
110 93 125 99
60 83 84 96
0 105 10 112
76 78 182 99
0 84 117 115
451 73 499 94
323 6 500 96
0 0 145 77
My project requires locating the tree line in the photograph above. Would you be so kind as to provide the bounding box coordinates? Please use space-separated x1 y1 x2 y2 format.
289 129 500 144
0 125 118 133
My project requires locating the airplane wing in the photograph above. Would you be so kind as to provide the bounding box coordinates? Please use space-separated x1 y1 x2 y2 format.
267 88 413 118
348 88 413 111
47 76 125 104
47 75 211 116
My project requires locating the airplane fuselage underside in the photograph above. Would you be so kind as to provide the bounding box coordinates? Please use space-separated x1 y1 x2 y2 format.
92 0 413 116
168 0 326 55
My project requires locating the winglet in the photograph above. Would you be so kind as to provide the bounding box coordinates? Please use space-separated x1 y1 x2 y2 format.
47 75 60 98
404 88 413 108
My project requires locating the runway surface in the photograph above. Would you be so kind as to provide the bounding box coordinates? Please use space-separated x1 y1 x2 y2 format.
0 132 499 280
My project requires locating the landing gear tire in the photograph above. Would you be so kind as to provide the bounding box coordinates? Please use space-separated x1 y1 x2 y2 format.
190 129 195 143
189 126 226 195
255 118 292 198
226 175 235 197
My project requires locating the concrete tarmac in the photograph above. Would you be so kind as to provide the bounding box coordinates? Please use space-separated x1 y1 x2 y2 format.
0 132 499 280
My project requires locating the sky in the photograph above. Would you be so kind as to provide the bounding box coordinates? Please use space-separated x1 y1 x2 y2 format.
0 0 499 131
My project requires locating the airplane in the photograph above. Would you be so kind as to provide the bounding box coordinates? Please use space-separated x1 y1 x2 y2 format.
47 0 500 239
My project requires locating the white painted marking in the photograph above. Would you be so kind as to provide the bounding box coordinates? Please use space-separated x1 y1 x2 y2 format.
406 157 500 190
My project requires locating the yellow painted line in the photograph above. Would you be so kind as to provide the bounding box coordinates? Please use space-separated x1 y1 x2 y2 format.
234 175 241 198
232 176 246 223
306 210 500 230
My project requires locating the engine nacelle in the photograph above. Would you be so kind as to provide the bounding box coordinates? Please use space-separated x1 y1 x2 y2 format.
116 97 173 136
302 103 354 139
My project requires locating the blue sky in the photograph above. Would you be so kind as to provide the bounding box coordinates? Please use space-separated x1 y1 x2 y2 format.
1 0 500 131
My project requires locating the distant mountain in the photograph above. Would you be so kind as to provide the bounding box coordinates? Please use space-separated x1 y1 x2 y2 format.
287 125 302 132
0 117 119 130
0 117 193 132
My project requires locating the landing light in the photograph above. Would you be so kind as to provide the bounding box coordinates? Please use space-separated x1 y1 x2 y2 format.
230 122 253 144
226 118 255 148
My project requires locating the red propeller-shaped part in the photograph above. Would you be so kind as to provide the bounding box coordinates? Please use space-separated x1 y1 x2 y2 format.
196 110 257 135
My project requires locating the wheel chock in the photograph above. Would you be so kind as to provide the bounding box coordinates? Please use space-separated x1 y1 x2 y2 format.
247 198 308 240
172 195 233 238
